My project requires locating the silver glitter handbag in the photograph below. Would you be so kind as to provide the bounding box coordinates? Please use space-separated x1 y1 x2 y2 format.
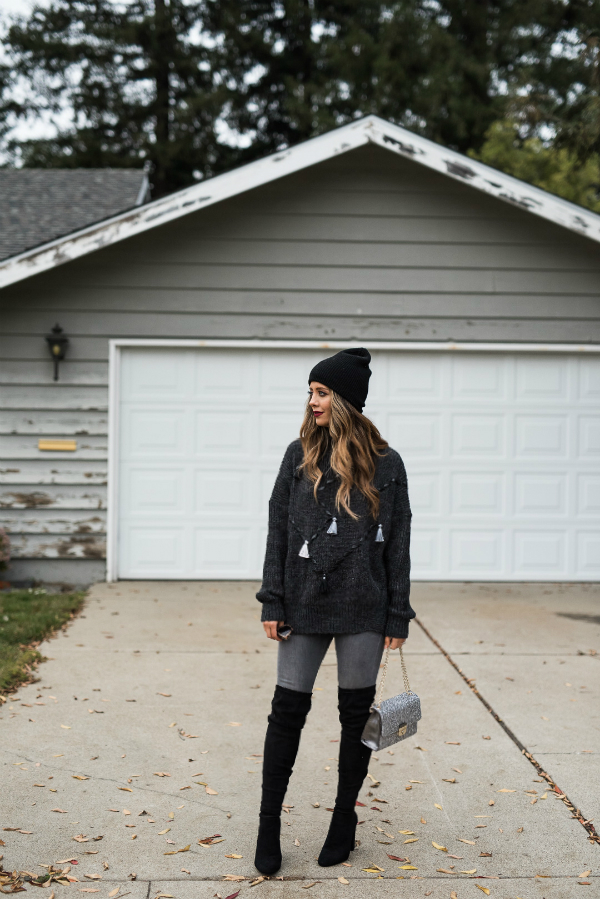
361 645 421 750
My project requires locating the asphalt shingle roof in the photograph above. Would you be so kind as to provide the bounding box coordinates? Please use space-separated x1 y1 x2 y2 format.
0 168 149 261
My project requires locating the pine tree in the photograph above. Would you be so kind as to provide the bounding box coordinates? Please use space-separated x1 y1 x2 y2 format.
3 0 231 195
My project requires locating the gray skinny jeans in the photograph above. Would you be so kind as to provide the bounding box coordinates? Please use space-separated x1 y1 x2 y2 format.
277 632 385 693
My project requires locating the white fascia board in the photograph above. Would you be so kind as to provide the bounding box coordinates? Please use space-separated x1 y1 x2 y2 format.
364 116 600 243
2 114 600 291
0 120 369 290
109 338 600 352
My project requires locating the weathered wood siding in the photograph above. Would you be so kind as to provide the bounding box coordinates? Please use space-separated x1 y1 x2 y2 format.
1 144 599 583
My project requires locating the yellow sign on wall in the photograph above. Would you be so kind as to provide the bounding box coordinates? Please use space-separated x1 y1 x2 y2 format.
38 439 77 452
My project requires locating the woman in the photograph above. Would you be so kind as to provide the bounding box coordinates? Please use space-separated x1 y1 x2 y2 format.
254 347 414 875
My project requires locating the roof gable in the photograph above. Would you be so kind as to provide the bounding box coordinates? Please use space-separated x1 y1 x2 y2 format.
1 115 599 289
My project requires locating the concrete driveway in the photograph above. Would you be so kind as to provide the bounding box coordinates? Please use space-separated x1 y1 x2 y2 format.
1 581 599 898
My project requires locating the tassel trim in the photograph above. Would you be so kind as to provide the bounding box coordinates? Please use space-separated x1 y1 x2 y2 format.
375 524 384 543
298 539 310 558
327 517 337 535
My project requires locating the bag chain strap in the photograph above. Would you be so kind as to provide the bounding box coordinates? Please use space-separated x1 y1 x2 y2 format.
376 644 411 708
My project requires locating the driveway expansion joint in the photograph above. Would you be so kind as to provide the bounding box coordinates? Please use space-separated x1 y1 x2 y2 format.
415 616 600 847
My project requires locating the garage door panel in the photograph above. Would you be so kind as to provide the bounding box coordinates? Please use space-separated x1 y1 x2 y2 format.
122 349 192 400
194 469 249 512
127 468 187 514
450 472 505 515
576 532 600 574
117 348 600 580
513 530 566 574
389 414 441 457
387 355 442 398
515 415 567 457
451 415 505 456
193 528 250 572
195 411 250 455
123 526 187 575
577 474 600 516
451 357 505 398
514 473 567 516
260 350 322 394
450 530 504 574
411 529 440 572
194 349 254 395
125 410 187 457
577 416 600 457
515 358 568 400
578 359 600 401
259 411 303 455
408 472 441 515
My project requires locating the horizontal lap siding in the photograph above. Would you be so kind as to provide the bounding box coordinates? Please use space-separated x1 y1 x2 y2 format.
1 143 599 575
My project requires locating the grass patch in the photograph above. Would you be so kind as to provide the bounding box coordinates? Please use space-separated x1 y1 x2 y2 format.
0 588 85 696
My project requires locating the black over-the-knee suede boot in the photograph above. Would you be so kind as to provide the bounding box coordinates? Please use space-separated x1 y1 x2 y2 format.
318 684 376 867
254 685 312 875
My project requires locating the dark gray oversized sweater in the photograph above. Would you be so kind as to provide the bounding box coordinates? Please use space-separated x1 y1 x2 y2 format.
257 439 414 638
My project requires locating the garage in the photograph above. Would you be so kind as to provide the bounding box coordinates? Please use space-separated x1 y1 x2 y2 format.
3 116 600 587
112 344 600 581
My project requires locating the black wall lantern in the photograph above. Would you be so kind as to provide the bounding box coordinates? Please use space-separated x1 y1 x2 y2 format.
46 323 69 381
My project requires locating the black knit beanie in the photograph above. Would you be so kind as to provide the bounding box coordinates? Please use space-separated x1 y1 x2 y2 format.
308 347 372 412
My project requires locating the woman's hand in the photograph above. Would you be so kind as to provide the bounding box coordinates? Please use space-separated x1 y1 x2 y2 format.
385 636 407 651
263 621 284 642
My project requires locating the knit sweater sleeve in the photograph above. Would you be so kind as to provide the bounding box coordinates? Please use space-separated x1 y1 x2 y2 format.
383 457 415 639
256 441 298 621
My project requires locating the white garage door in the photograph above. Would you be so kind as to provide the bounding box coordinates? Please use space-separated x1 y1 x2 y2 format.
116 347 600 581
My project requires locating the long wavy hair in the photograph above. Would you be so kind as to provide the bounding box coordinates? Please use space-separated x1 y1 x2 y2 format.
299 391 388 520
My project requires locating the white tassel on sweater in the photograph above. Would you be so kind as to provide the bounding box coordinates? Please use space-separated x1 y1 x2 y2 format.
375 524 384 543
298 540 310 558
327 517 338 535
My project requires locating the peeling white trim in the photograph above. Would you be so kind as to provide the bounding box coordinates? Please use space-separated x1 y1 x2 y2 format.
3 115 600 292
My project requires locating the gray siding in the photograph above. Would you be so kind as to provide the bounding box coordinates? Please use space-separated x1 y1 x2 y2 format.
1 144 599 583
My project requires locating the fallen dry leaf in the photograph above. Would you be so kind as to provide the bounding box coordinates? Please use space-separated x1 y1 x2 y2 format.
158 828 170 835
156 693 171 697
153 772 171 777
497 789 516 793
461 869 477 874
163 845 190 856
118 788 132 793
434 804 443 811
301 884 319 890
458 839 476 845
432 842 447 852
437 868 456 874
60 725 71 729
224 892 241 899
108 890 119 897
451 893 458 899
226 722 241 727
386 855 408 862
222 875 244 882
73 836 89 843
580 870 591 878
206 786 218 795
443 778 456 784
225 855 242 859
445 741 460 745
398 865 417 870
404 838 419 844
362 865 384 873
72 776 89 781
480 852 493 857
51 809 67 814
338 876 349 884
475 887 490 895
